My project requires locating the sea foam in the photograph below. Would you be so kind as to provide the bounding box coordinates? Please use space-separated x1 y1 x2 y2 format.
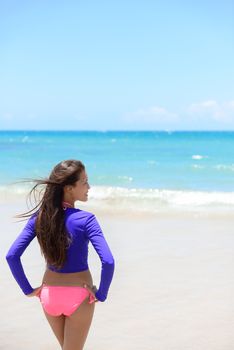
1 184 234 214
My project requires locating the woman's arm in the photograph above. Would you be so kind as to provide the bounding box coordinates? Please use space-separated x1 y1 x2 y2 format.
6 215 37 295
85 214 115 302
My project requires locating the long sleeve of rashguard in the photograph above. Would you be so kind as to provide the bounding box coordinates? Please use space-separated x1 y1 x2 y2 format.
85 214 115 302
5 215 37 295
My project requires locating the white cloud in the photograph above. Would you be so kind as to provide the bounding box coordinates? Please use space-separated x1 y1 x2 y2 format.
124 105 178 124
188 100 234 122
122 100 234 130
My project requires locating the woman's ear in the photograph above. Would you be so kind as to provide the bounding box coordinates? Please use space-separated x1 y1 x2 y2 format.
64 185 73 194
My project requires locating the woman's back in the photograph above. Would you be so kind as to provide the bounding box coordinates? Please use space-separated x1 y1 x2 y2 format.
6 207 114 301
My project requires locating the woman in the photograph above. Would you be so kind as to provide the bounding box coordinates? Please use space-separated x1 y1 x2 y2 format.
6 159 115 349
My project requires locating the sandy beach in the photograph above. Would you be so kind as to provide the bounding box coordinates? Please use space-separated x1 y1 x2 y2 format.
1 201 234 350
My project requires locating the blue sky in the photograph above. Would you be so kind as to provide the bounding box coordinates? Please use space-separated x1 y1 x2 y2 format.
0 0 233 130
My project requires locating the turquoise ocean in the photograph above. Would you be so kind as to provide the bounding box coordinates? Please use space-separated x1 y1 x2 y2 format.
1 130 234 213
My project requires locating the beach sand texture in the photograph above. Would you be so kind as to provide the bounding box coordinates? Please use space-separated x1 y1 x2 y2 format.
1 202 234 350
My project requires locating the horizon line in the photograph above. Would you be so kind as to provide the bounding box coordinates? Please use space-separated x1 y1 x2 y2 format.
0 129 234 133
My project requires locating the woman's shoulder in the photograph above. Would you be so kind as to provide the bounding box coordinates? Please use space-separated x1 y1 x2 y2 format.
65 208 95 222
65 208 97 232
25 212 38 226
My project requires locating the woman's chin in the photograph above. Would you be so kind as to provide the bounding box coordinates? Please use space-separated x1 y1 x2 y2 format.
75 194 88 203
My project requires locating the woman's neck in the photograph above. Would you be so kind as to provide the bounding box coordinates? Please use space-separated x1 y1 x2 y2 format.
62 201 74 209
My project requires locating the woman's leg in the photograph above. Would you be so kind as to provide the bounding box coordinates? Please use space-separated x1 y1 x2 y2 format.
63 298 95 350
43 310 65 348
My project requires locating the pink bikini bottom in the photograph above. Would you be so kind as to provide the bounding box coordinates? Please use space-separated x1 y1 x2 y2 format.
39 284 95 316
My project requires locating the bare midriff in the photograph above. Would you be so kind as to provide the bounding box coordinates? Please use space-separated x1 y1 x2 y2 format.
42 268 93 289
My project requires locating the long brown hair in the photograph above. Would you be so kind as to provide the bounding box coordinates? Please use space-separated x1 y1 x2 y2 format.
17 160 85 269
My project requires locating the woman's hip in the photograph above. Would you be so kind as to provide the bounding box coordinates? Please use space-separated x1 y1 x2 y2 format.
38 284 95 316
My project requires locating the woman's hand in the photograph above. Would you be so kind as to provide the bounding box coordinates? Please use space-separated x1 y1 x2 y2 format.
83 283 99 302
26 286 42 298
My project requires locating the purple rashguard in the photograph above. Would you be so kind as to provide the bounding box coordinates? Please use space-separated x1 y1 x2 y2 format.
6 208 115 302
